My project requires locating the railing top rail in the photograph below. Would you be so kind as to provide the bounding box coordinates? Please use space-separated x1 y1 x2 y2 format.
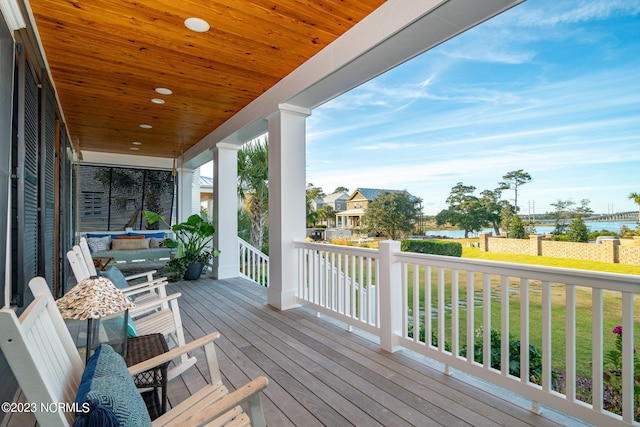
293 240 379 258
395 251 640 292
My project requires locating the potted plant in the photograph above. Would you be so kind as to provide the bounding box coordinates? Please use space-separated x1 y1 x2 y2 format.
143 211 221 281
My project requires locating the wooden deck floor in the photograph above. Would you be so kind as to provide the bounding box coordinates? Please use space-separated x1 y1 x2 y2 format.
5 276 587 426
167 277 581 427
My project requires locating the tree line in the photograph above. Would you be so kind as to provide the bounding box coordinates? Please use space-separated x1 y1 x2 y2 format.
435 170 533 238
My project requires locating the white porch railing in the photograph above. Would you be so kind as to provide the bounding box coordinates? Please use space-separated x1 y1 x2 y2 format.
294 240 640 427
295 241 380 336
238 238 269 287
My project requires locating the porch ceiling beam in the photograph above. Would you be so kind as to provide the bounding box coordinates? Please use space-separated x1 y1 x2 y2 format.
181 0 523 169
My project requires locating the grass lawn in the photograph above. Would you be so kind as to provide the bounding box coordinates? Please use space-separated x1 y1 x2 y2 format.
405 243 640 379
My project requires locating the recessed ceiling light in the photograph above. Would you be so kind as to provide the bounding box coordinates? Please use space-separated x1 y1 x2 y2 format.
151 98 165 104
130 147 140 151
155 87 172 95
140 124 152 129
185 17 210 33
132 141 142 145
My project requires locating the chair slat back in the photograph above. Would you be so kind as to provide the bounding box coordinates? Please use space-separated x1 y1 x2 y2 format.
0 277 84 427
79 238 99 277
66 246 90 282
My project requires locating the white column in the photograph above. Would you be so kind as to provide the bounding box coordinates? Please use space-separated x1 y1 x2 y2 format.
379 240 402 352
177 168 195 223
267 104 309 310
213 143 240 279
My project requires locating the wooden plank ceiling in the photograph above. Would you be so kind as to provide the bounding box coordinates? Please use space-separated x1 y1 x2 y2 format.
28 0 386 158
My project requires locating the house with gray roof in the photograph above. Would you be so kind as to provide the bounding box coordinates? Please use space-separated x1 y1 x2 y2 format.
335 188 417 230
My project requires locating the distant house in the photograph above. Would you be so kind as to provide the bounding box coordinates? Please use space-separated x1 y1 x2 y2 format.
200 175 214 214
310 197 324 211
336 188 418 230
323 192 349 212
316 191 349 227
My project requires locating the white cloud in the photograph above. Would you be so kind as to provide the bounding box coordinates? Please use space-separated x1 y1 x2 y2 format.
508 1 640 27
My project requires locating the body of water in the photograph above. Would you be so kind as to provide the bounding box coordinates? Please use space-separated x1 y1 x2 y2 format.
425 220 638 239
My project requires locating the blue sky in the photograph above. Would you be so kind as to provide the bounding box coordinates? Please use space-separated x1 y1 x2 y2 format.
305 0 640 216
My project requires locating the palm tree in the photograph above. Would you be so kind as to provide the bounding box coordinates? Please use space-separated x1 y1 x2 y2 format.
320 205 336 227
629 192 640 223
238 139 269 251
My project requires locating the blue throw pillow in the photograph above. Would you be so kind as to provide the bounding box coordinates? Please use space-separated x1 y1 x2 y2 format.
101 266 135 302
74 344 151 427
100 266 130 292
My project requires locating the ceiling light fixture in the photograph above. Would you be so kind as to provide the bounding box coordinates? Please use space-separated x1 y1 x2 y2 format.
130 147 140 151
184 17 210 33
139 124 152 129
151 98 165 104
155 87 172 95
132 141 142 145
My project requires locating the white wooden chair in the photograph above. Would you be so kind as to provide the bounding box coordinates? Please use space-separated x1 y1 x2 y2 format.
67 244 196 380
67 238 168 307
0 277 268 427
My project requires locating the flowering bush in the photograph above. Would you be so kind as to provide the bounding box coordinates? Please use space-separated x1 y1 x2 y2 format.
603 326 640 419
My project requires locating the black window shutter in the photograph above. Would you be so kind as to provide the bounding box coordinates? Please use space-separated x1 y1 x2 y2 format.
12 44 39 307
39 74 56 290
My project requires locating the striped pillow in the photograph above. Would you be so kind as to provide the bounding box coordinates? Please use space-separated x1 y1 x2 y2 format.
87 236 111 252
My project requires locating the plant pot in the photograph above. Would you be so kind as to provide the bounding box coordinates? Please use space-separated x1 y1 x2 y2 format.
183 262 204 280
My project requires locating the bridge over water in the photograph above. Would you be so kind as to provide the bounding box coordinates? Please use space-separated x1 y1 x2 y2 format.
585 211 638 222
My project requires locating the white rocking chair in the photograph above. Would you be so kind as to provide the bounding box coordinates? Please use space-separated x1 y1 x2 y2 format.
67 237 168 307
67 244 196 380
0 277 268 427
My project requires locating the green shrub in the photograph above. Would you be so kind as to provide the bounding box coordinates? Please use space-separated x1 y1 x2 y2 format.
460 328 555 388
407 312 451 352
567 216 589 242
589 229 618 240
401 240 462 257
509 215 526 239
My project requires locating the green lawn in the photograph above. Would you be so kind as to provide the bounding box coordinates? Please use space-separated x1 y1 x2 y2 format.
405 247 640 379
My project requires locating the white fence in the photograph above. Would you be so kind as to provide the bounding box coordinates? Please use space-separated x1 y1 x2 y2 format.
238 238 269 287
293 240 640 427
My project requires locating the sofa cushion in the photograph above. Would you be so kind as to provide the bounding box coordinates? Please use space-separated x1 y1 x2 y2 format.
129 232 166 239
115 235 146 240
148 237 165 248
112 238 150 250
73 344 151 427
86 236 111 253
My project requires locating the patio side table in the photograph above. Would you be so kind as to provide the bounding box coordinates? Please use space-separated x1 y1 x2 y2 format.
124 333 170 419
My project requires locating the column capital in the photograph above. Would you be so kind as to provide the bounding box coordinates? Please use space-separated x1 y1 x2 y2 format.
215 142 241 151
276 103 311 117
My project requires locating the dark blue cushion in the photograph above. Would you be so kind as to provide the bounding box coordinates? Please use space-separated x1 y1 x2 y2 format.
86 233 124 240
86 233 111 239
74 344 151 427
128 232 166 239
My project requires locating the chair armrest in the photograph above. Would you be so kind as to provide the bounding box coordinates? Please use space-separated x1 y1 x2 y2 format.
125 270 158 282
161 376 269 427
128 332 220 376
123 278 169 294
129 292 181 316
